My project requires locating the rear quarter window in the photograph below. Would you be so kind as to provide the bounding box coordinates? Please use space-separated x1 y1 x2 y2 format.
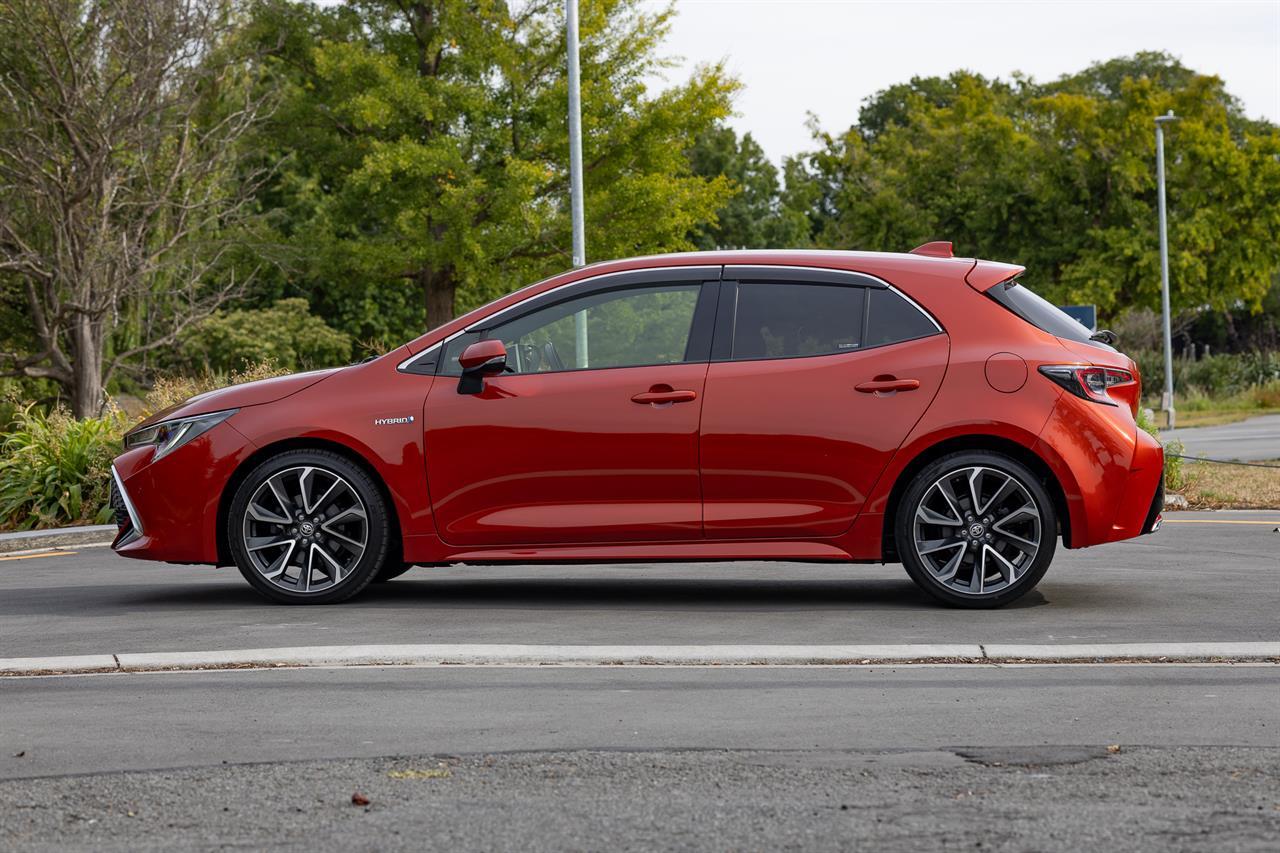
865 288 940 347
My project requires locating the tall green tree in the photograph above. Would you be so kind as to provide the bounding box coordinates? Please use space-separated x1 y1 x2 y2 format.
0 0 272 417
787 53 1280 319
686 125 808 250
248 0 735 345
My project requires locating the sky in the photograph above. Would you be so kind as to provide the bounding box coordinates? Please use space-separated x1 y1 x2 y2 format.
641 0 1280 162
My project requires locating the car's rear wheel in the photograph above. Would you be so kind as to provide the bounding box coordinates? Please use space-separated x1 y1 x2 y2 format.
895 451 1056 608
228 449 390 604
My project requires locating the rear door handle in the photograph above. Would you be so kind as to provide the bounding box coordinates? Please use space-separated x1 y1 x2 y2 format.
855 378 920 394
632 388 698 405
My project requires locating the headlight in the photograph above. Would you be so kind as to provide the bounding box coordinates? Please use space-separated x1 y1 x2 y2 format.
124 409 238 460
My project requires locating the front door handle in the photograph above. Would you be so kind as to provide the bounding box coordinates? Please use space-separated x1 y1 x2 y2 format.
855 377 921 394
632 386 698 405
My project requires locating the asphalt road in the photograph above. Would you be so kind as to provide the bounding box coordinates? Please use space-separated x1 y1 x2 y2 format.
2 667 1278 850
1163 413 1280 461
1 511 1277 659
2 510 1278 850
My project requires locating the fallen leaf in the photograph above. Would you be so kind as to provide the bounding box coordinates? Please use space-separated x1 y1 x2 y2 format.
388 767 450 780
1107 744 1122 754
13 751 24 758
351 792 370 806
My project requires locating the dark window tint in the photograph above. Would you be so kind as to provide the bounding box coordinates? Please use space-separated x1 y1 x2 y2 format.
865 288 939 347
988 281 1092 343
732 283 864 359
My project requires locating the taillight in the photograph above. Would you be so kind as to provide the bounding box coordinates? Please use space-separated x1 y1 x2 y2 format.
1038 365 1134 407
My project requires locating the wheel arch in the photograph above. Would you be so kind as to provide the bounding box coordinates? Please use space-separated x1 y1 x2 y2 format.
879 434 1073 562
216 437 404 567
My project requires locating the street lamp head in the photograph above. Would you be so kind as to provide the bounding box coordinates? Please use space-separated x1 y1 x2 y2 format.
1154 110 1179 124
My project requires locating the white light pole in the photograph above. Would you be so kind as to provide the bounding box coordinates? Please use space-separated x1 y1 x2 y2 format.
566 0 589 367
566 0 585 268
1155 111 1179 429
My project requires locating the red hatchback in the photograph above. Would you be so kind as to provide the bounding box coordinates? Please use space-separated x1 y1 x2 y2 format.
111 245 1164 607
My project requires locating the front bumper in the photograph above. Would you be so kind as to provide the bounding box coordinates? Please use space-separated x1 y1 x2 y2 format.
110 420 255 564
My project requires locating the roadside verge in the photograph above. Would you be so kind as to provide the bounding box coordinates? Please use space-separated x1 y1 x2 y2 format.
0 525 115 555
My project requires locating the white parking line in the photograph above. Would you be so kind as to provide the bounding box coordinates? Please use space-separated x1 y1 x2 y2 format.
1 642 1277 676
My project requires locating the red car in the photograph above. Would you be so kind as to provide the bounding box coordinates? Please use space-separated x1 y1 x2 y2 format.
111 245 1163 607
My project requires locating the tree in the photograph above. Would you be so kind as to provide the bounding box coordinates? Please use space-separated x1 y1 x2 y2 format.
246 0 736 345
686 125 808 250
787 53 1280 320
0 0 272 417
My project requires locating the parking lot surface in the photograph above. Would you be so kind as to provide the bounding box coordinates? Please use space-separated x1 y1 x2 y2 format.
1 511 1276 659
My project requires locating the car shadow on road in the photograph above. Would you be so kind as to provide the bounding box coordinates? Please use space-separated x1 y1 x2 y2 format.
116 575 1050 611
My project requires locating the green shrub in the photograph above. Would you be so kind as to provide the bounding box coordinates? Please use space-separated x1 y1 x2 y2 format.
1134 350 1280 399
1137 406 1186 494
0 404 126 530
177 298 353 375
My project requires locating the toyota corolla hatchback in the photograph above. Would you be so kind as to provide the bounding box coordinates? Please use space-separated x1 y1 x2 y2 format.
111 245 1163 607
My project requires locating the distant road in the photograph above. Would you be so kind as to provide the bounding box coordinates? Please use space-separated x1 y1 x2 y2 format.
1162 413 1280 461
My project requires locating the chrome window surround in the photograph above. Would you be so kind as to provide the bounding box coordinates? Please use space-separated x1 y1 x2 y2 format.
397 266 721 374
723 265 943 334
397 263 943 373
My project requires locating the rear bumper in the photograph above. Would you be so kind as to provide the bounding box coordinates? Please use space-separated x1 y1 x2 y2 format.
1037 396 1164 548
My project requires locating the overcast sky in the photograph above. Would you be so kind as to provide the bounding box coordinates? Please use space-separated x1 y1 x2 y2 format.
642 0 1280 162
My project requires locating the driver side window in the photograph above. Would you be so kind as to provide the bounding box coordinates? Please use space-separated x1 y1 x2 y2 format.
444 284 702 376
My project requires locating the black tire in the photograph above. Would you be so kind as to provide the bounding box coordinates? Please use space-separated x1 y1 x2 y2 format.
372 561 414 583
894 450 1057 609
227 449 390 604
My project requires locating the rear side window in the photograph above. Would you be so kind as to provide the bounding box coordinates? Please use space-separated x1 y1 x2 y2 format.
731 283 864 359
865 288 939 347
987 281 1092 343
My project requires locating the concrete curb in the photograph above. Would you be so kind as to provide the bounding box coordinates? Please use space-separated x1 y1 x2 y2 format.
2 642 1278 676
0 525 115 554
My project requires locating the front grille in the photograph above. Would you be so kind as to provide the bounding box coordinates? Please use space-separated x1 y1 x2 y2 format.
109 480 131 531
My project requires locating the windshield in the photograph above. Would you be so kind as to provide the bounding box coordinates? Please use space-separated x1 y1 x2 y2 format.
987 281 1095 344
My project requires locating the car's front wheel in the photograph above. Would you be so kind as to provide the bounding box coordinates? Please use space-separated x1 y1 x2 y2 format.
228 449 390 604
895 451 1056 608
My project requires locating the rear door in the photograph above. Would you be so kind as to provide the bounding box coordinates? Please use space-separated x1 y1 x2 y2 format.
699 267 949 539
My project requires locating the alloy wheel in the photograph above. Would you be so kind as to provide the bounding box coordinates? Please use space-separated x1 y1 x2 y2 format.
911 465 1042 596
240 465 369 594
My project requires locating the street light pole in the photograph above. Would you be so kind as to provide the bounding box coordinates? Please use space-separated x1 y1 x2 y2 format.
566 0 586 268
1155 111 1179 429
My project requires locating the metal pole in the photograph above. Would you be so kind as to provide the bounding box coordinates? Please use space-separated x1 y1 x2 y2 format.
566 0 586 268
1155 111 1178 429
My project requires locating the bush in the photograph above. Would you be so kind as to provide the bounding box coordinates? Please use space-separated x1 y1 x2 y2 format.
1133 350 1280 400
176 298 353 375
0 361 287 531
140 361 287 420
1137 406 1185 494
0 404 126 530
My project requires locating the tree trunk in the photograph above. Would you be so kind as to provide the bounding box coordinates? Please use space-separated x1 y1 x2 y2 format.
422 268 457 331
69 313 105 419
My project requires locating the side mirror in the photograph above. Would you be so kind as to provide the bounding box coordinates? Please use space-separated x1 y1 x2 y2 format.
457 339 507 394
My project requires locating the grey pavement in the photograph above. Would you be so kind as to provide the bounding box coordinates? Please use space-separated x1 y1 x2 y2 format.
1162 413 1280 461
1 667 1278 850
1 510 1277 659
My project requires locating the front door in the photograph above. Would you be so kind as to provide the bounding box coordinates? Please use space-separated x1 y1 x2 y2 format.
424 275 718 547
699 272 949 539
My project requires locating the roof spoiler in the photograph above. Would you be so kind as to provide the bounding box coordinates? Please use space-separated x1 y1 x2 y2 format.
965 260 1025 293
